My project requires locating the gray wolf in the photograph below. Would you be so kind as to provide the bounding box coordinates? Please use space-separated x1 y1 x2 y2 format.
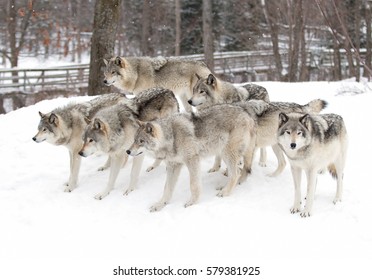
78 87 179 200
189 73 270 171
277 112 348 217
189 73 327 177
103 56 211 112
126 103 262 212
32 93 127 192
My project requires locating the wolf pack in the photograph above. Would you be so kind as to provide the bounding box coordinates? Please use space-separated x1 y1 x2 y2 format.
33 56 348 218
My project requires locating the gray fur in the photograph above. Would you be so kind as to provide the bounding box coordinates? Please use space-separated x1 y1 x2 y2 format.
277 112 348 217
103 56 212 112
127 104 257 211
79 87 179 200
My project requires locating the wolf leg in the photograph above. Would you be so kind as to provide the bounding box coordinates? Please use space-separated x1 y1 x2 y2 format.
268 144 286 177
290 165 302 214
301 169 317 217
184 157 201 207
150 162 183 212
124 153 145 195
64 150 81 192
258 147 267 167
208 155 221 173
94 153 125 200
146 158 162 172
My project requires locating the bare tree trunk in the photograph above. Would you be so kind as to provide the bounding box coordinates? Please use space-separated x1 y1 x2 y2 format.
88 0 121 96
8 0 18 83
141 0 151 55
175 0 181 56
261 0 284 81
364 1 372 79
299 0 308 81
354 0 361 81
202 0 214 71
333 39 342 80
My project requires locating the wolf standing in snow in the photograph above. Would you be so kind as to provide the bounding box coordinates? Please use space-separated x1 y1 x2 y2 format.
126 103 264 211
103 56 212 112
79 87 179 200
277 112 348 217
32 93 127 192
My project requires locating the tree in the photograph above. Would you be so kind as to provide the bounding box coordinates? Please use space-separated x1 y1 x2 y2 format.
202 0 214 71
88 0 121 96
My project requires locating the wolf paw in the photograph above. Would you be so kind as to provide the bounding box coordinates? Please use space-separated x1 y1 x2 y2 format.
149 202 167 212
333 197 342 204
184 200 196 208
223 169 228 177
290 207 301 214
123 187 134 196
97 166 108 172
217 189 230 197
300 210 311 218
94 192 109 200
64 187 73 193
208 166 220 173
259 161 267 167
146 166 155 172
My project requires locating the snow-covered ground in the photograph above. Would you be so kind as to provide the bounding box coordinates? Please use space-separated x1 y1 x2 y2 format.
1 80 371 279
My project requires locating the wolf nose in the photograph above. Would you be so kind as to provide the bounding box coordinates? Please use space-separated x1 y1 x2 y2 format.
78 151 84 157
32 137 36 141
290 143 297 149
126 150 131 155
187 99 192 105
103 79 108 84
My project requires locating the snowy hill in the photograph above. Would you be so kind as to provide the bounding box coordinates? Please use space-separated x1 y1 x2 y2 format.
0 81 371 280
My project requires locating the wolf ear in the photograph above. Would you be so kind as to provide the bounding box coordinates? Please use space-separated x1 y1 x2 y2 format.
103 58 108 66
115 56 124 68
195 73 201 80
145 123 155 135
278 112 289 128
39 111 45 118
136 120 145 127
49 113 59 126
206 74 217 87
299 114 311 129
93 118 104 130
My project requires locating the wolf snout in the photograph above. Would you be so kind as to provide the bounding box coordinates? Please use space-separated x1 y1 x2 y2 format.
290 143 297 149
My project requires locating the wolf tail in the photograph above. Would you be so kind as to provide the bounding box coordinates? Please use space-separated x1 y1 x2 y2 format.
239 100 270 117
328 164 338 179
305 99 328 113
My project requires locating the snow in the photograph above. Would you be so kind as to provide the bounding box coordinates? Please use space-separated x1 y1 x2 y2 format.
1 81 371 279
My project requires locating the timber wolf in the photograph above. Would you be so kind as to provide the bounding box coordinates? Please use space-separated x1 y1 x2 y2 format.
189 73 327 177
79 87 179 200
32 93 127 192
277 112 348 217
103 56 212 112
126 103 263 211
189 73 270 170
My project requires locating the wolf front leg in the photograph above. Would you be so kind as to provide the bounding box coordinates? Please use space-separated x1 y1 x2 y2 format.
94 153 127 200
184 157 202 207
150 162 183 212
64 150 82 192
123 153 145 195
301 169 317 218
290 165 302 214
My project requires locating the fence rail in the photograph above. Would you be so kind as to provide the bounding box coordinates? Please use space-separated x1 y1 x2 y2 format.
0 50 365 93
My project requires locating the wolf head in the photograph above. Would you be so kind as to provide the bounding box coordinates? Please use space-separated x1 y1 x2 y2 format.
277 113 312 153
79 118 109 157
188 73 218 108
103 56 137 91
126 121 162 156
32 112 69 145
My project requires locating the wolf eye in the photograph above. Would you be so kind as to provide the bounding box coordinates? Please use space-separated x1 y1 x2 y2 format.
111 71 116 75
43 128 47 132
89 138 94 143
297 131 302 136
285 130 290 135
139 139 145 144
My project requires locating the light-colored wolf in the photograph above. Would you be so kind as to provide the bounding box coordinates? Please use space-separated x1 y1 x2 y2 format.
189 73 270 170
277 112 348 217
103 56 212 112
126 103 266 211
32 93 127 192
78 87 179 200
